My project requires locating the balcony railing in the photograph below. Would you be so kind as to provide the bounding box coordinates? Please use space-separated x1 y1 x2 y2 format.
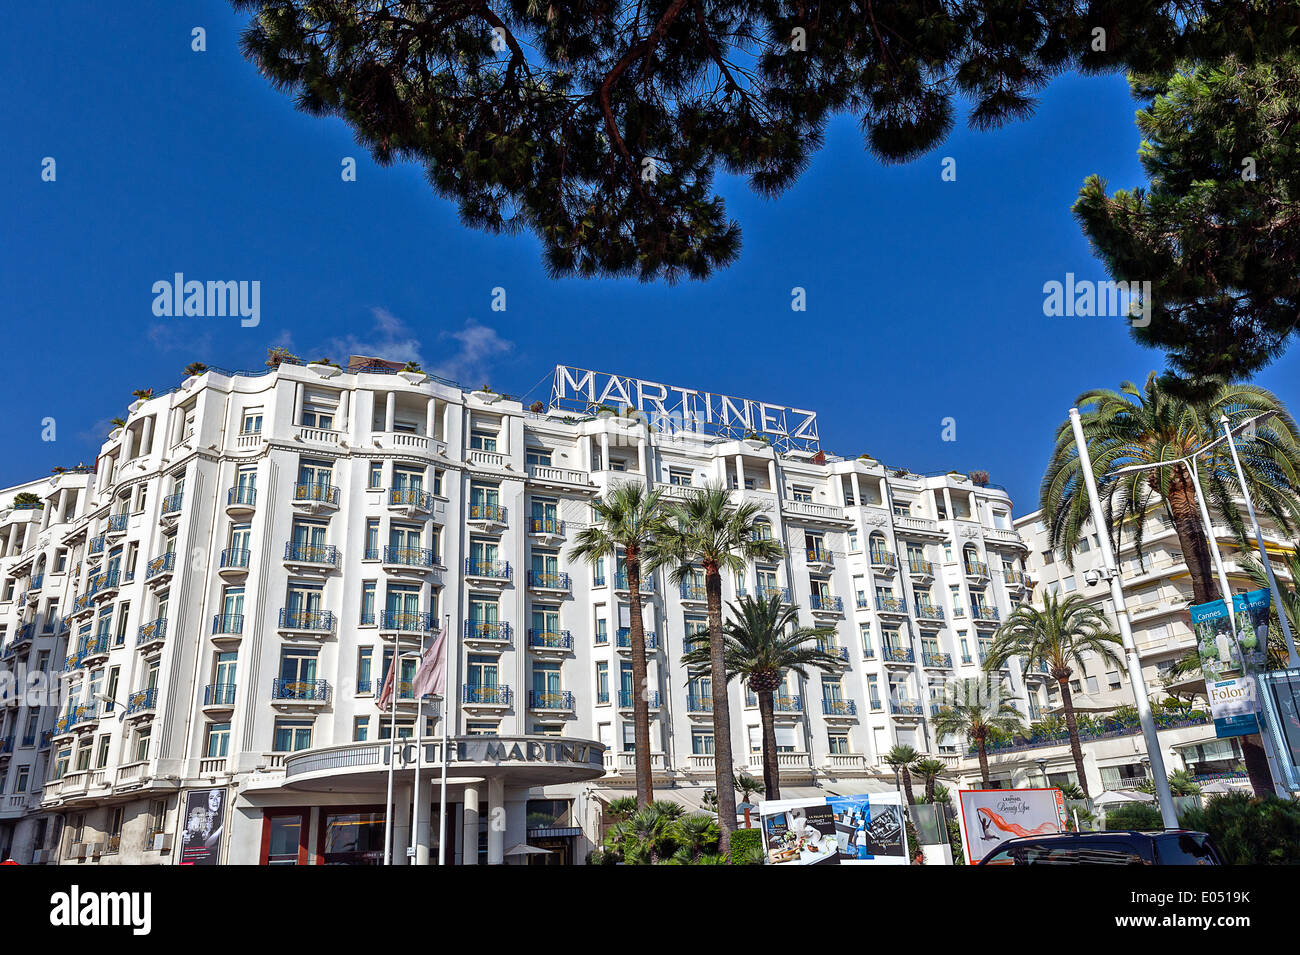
923 652 953 669
806 547 833 565
272 679 331 703
279 608 335 632
869 551 897 570
468 503 507 523
753 584 789 603
880 645 914 664
388 487 435 510
914 601 944 620
126 687 158 716
529 518 564 535
146 552 175 579
465 558 511 579
464 621 512 643
679 582 707 601
686 693 713 712
383 545 438 569
890 700 924 717
220 548 250 570
809 594 843 612
203 683 237 707
160 494 183 515
462 684 512 706
379 611 432 632
212 614 244 635
284 542 339 567
875 595 907 614
527 629 572 650
614 572 655 592
88 535 106 554
107 512 130 532
30 574 43 591
822 698 857 716
616 628 659 650
971 604 1000 622
618 690 660 708
137 617 167 647
907 557 934 576
528 690 574 710
748 694 803 713
293 483 338 505
964 560 990 578
227 486 256 508
527 570 571 591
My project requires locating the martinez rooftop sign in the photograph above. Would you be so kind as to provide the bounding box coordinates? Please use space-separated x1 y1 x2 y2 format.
549 364 820 452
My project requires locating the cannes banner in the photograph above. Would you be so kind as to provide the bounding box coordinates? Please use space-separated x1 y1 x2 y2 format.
956 789 1067 865
1189 588 1271 738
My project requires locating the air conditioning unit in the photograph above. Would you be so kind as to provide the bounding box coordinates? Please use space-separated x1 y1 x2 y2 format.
67 843 86 860
152 832 173 853
88 841 105 857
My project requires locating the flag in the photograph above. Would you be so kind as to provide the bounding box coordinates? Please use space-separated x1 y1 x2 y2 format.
411 629 448 700
376 656 396 712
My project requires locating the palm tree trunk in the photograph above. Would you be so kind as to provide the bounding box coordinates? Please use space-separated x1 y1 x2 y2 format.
976 738 990 788
1058 679 1091 798
625 550 653 808
704 564 737 854
1165 479 1276 797
757 689 780 799
901 766 916 807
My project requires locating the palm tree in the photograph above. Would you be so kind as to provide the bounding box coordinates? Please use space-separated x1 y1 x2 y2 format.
604 801 684 864
652 482 784 852
569 481 665 808
682 595 839 800
884 745 921 806
931 677 1025 787
1137 769 1202 797
912 757 950 804
983 594 1123 798
733 772 766 807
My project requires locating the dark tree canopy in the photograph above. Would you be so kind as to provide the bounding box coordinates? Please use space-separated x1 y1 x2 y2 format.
230 1 1285 282
1076 46 1300 390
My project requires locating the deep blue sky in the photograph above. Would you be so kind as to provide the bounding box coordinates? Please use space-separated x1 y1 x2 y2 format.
5 2 1296 512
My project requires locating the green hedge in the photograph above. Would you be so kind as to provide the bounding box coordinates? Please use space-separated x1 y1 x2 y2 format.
1178 794 1300 865
729 827 763 864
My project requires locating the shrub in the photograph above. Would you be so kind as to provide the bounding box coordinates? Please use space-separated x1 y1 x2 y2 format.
266 346 299 368
1178 794 1300 865
729 827 763 865
1104 802 1163 831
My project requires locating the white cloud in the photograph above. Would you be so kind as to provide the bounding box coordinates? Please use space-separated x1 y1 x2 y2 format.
317 309 513 387
429 319 514 388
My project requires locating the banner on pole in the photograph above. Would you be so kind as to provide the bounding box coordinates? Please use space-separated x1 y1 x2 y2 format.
1189 588 1272 738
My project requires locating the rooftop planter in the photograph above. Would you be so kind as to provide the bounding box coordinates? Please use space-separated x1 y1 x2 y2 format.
471 385 501 403
398 361 428 384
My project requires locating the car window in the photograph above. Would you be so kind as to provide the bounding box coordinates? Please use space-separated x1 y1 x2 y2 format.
982 847 1016 865
1019 842 1148 865
1157 834 1219 865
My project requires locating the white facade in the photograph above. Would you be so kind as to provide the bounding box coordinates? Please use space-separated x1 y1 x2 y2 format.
0 358 1037 864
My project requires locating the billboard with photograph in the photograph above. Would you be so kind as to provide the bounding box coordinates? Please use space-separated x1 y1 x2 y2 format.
956 788 1067 865
179 787 228 865
758 792 907 866
1189 588 1271 738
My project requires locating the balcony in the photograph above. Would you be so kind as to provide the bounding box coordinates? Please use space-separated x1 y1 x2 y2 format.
971 604 1000 624
528 518 565 541
387 487 436 516
70 702 101 731
781 499 847 523
525 463 590 489
378 611 433 633
202 683 237 711
212 614 244 637
137 617 167 651
467 503 508 527
821 698 858 719
890 700 925 718
88 535 106 555
292 482 339 510
464 558 511 582
89 569 120 602
875 595 908 616
914 601 945 622
817 641 850 664
805 547 834 571
616 629 659 652
106 512 130 537
219 548 250 577
226 485 256 515
462 684 512 710
527 629 573 652
686 693 713 714
880 645 914 666
278 608 336 636
125 687 158 719
145 551 176 584
271 679 331 705
160 494 184 521
906 557 934 581
1003 568 1027 590
614 572 655 594
463 620 512 648
964 560 991 582
753 584 789 603
79 635 111 667
747 693 803 713
528 690 574 712
29 574 43 592
284 542 339 570
617 690 661 710
923 652 953 670
809 593 843 614
679 582 708 603
527 570 571 593
382 546 441 576
467 448 509 469
869 551 897 574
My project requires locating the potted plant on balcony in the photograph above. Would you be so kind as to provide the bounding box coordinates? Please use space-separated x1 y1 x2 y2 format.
266 346 300 369
306 357 342 378
398 360 428 384
108 417 126 439
742 431 770 451
12 492 43 510
471 383 500 403
128 388 154 414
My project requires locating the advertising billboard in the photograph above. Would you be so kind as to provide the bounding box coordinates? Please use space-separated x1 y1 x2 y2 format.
1188 588 1272 738
179 787 227 865
758 792 908 866
956 788 1068 865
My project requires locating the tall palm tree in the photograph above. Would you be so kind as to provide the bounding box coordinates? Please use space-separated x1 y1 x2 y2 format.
912 757 950 804
884 745 921 806
983 594 1123 798
931 677 1025 788
569 481 665 807
1041 374 1300 797
682 595 839 800
652 482 784 853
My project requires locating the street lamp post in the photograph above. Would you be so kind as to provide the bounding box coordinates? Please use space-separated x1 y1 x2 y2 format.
1068 408 1179 827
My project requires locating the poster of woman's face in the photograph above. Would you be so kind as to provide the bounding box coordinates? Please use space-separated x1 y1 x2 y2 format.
179 788 226 865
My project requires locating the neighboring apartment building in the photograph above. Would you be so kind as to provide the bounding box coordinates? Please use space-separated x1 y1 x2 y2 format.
0 358 1035 865
990 507 1297 796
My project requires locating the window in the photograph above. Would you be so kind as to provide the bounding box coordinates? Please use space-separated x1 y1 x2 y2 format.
595 618 608 645
96 735 111 768
369 461 383 489
114 602 130 646
668 467 692 487
692 730 714 755
357 647 373 693
828 732 850 755
469 430 498 452
148 800 167 837
791 485 813 502
273 719 314 752
133 727 151 763
205 722 230 758
465 722 499 736
361 581 376 624
526 448 552 467
241 410 263 435
354 717 370 741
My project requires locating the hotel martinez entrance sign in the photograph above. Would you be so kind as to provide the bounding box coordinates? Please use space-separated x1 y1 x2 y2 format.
549 364 820 452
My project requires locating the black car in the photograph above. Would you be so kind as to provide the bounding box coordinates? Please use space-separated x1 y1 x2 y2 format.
978 830 1223 865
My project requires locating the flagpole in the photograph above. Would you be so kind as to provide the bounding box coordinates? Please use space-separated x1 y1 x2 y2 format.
438 613 451 866
383 636 400 866
409 628 427 865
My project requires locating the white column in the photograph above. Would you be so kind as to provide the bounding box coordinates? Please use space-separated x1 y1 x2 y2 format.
767 459 778 493
462 783 480 865
425 397 437 439
140 415 154 457
293 382 304 427
639 437 649 478
123 425 136 462
599 432 610 471
395 783 413 865
414 775 431 865
385 392 396 433
734 454 744 497
486 777 505 865
850 473 861 507
942 488 954 520
338 389 350 437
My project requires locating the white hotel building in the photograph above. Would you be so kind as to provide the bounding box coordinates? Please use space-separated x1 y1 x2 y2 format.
0 358 1035 865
